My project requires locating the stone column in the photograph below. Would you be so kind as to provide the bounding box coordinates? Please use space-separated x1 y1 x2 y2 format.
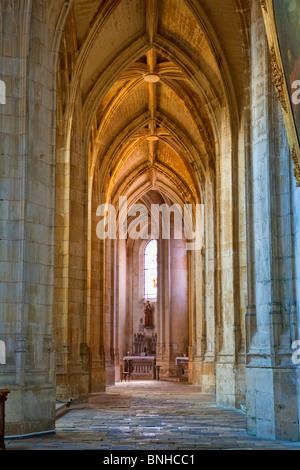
87 175 106 393
189 235 204 384
191 175 216 392
215 110 244 408
156 238 171 378
118 239 127 352
293 150 300 349
169 237 189 378
126 242 134 355
0 1 57 436
245 0 300 441
114 239 120 380
104 238 115 386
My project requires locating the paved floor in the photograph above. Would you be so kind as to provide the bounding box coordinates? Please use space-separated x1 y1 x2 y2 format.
5 381 300 450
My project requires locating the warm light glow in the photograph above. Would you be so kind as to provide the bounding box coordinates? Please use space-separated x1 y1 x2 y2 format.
144 73 160 83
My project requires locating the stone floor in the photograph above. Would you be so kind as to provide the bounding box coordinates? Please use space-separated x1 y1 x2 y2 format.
5 381 300 450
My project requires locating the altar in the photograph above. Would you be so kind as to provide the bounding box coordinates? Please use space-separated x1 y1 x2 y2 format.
123 356 156 380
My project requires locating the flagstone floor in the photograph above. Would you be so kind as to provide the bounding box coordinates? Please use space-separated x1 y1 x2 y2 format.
5 381 300 450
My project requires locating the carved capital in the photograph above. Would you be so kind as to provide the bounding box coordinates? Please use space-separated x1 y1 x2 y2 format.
270 45 288 114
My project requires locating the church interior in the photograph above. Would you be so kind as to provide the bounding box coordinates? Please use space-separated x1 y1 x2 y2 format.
1 0 300 448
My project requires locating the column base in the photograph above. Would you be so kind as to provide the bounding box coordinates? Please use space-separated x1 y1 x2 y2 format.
216 361 245 409
5 386 56 438
106 364 115 386
190 360 215 393
89 363 106 393
246 365 300 441
56 371 90 402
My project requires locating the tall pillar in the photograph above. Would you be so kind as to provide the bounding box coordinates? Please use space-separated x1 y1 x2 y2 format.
191 176 216 392
88 183 106 393
156 238 171 378
104 238 115 386
169 237 189 377
0 1 57 436
245 0 300 441
215 112 245 408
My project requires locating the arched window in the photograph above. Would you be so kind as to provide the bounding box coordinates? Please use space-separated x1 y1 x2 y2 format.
144 240 158 300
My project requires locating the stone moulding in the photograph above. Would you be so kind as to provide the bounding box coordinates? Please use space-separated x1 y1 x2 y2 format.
261 0 300 187
260 0 268 13
292 147 300 188
269 45 288 114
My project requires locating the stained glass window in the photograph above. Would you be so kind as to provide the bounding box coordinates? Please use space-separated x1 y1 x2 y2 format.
144 240 158 300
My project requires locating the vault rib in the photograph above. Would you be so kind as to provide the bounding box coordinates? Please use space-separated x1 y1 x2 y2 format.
146 0 159 172
146 0 158 44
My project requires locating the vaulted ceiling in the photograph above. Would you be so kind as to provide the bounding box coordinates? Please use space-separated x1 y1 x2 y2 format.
59 0 249 212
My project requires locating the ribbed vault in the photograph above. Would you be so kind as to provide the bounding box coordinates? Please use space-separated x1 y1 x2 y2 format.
56 0 249 213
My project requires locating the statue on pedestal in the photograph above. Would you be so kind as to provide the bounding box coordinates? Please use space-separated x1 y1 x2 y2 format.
144 301 154 328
